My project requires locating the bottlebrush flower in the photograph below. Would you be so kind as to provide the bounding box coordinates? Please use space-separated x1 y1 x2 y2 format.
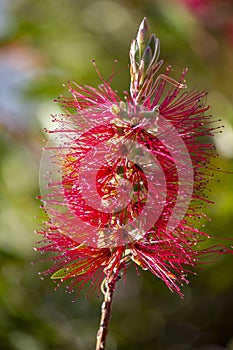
37 17 232 299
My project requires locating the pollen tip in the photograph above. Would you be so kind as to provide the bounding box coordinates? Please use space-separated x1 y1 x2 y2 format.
181 82 187 89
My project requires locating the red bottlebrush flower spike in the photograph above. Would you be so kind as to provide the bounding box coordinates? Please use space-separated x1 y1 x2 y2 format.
37 17 232 299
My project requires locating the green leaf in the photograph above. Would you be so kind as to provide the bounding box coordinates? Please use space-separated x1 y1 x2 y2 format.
51 262 89 279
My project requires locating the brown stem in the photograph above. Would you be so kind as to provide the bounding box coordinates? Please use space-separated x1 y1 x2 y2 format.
95 276 117 350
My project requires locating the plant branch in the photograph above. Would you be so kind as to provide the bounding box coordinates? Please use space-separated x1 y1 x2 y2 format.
95 275 118 350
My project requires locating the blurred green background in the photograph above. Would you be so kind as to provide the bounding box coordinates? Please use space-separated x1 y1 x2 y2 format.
0 0 233 349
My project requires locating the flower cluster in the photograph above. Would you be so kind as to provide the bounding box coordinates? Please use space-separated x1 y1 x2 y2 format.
37 18 231 298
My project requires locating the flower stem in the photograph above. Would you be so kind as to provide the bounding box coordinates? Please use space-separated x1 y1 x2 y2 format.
95 276 117 350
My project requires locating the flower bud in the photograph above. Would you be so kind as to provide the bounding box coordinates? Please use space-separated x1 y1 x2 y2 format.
136 17 150 60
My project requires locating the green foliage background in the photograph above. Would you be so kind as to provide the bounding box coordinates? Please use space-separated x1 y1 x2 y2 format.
0 1 232 349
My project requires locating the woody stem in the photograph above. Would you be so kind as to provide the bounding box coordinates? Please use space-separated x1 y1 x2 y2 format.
95 276 117 350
